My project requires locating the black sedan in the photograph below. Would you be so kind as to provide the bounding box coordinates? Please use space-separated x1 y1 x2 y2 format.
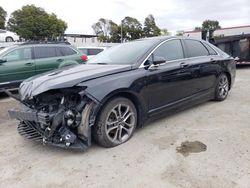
8 36 236 150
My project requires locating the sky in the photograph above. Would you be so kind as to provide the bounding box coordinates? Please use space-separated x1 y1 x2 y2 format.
1 0 250 35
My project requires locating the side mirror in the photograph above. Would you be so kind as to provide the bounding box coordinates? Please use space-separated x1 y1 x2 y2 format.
234 56 239 61
153 56 166 65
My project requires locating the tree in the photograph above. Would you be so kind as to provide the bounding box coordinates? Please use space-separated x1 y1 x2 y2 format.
202 20 221 30
121 16 143 41
143 14 161 37
161 28 170 36
92 18 118 42
7 5 67 40
176 31 184 36
0 6 7 29
194 26 202 31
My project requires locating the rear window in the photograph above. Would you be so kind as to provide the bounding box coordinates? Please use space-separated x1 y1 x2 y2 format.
202 42 217 55
34 46 56 59
184 40 209 58
56 46 77 56
88 48 104 55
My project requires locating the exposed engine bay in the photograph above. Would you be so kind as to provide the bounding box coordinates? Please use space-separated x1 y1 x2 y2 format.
8 87 99 150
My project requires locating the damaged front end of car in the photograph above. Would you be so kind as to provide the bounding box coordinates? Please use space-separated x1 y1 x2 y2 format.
8 86 100 151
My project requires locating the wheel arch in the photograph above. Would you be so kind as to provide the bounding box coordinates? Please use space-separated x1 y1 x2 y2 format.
224 71 232 90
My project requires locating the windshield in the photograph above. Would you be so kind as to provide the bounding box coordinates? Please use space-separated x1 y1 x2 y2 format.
0 46 16 54
87 40 157 65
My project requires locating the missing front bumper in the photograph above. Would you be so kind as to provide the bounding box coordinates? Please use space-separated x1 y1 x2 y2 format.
8 104 94 151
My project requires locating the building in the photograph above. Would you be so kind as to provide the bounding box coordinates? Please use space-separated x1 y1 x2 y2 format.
63 33 117 48
183 25 250 63
183 25 250 40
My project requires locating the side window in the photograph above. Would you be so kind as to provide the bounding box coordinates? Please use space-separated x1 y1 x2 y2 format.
3 48 32 62
184 40 209 57
34 46 56 59
78 48 88 55
202 42 217 55
0 29 6 34
88 48 104 56
57 47 77 56
153 39 184 61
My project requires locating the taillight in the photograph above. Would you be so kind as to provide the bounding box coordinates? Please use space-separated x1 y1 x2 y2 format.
80 54 88 61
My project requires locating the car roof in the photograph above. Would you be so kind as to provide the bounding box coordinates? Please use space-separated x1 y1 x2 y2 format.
137 36 203 42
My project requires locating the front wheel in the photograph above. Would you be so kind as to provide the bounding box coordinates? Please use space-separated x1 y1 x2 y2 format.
214 73 229 101
93 97 137 148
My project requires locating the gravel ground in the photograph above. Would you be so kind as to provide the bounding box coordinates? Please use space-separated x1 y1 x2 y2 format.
0 67 249 188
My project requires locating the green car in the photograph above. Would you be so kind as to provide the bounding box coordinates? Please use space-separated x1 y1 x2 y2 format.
0 42 86 89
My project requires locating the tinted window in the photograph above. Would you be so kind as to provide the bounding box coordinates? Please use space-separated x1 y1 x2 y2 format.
88 48 104 55
202 42 217 55
153 39 184 61
57 47 77 56
3 47 32 62
184 40 209 57
34 47 56 59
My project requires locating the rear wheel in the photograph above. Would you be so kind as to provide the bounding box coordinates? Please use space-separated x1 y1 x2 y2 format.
214 73 229 101
93 97 137 147
5 37 14 42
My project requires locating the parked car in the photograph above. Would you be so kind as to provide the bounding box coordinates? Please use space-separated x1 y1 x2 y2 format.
0 29 19 42
8 36 236 151
77 46 106 59
0 42 87 89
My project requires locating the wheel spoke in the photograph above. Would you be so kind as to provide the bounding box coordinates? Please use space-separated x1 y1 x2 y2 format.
122 106 130 118
123 112 133 122
122 126 130 134
107 120 118 126
107 125 118 134
118 128 122 142
117 104 122 117
112 129 119 141
124 121 133 127
111 109 119 120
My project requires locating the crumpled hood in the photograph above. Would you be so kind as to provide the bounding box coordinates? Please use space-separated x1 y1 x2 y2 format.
19 64 132 101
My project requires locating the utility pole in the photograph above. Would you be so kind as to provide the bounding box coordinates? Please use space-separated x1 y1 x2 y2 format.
121 20 123 43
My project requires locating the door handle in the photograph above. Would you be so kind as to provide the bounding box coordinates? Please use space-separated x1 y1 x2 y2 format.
57 59 63 62
180 62 189 68
25 62 34 66
210 58 216 62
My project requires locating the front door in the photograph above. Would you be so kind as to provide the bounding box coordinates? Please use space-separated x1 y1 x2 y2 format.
0 47 35 86
146 39 195 113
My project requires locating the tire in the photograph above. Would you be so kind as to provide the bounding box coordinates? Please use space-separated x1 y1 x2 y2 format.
93 97 137 148
214 73 229 101
5 37 14 42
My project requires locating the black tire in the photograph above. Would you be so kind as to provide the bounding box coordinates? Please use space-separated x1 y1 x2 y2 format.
214 73 229 101
93 97 137 148
5 37 14 42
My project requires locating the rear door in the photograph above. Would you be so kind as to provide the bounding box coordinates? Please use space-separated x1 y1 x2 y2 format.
56 46 81 63
34 46 61 75
182 39 218 93
0 47 35 85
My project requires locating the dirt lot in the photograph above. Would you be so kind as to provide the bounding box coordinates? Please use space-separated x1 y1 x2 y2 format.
0 67 249 188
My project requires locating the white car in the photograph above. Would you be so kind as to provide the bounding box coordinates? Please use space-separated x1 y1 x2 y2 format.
0 29 19 42
77 46 106 59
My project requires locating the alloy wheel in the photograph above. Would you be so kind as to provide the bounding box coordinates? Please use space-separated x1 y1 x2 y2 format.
105 103 136 144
